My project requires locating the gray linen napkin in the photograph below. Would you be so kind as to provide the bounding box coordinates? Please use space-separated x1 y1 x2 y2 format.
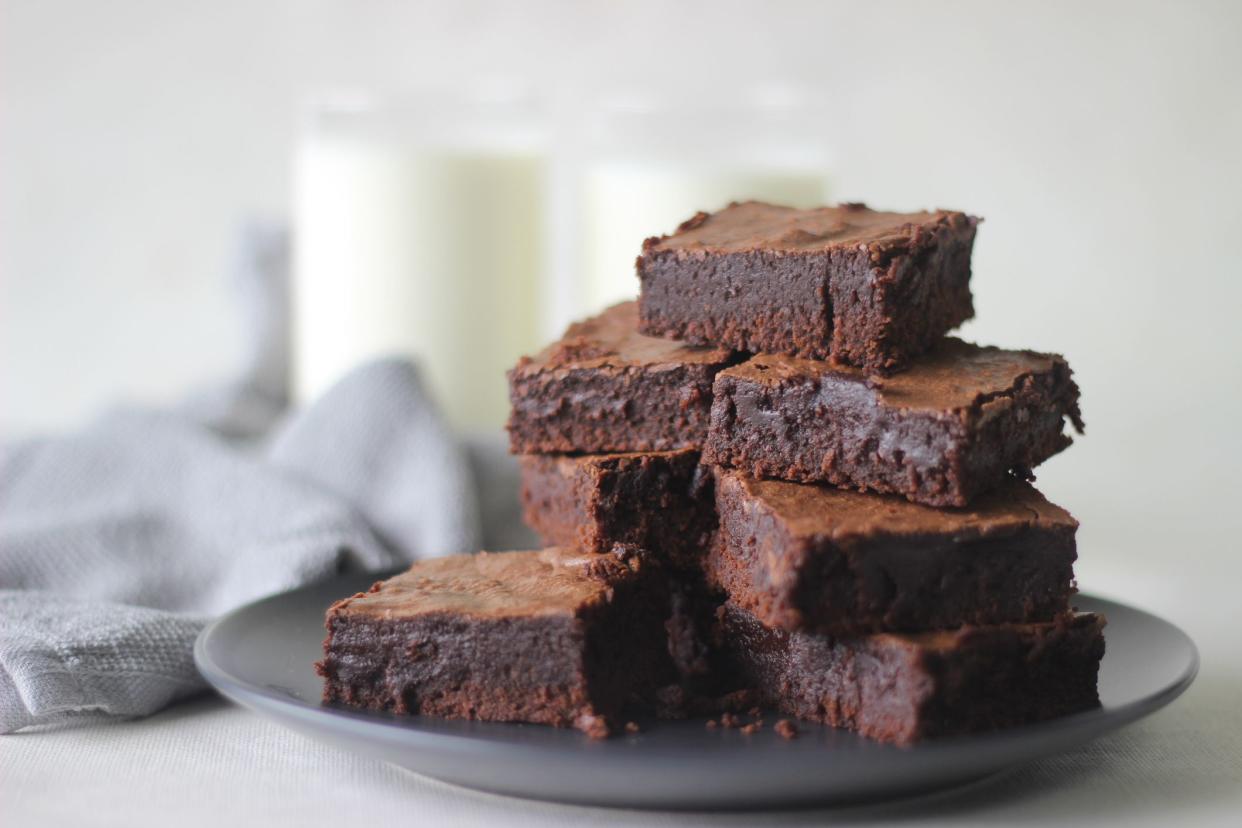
0 222 517 733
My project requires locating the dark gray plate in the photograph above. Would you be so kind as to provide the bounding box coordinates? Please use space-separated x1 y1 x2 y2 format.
194 572 1197 809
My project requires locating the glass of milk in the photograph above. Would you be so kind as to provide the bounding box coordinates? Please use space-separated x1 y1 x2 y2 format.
575 86 832 318
292 87 546 431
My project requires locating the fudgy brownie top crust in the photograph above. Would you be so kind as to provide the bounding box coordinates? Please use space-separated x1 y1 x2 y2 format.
643 201 975 257
519 301 732 371
331 548 638 621
718 470 1077 542
724 337 1083 418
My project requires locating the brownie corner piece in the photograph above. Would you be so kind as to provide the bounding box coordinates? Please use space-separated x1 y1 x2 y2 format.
518 450 715 570
708 469 1078 634
721 605 1105 745
318 547 676 738
909 612 1106 740
506 301 735 454
705 337 1083 506
637 201 978 373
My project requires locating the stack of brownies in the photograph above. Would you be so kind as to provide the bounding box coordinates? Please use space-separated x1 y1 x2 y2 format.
319 201 1105 744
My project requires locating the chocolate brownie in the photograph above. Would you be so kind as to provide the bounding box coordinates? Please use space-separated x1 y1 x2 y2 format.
705 337 1084 507
518 450 715 571
710 469 1078 634
316 547 676 738
507 302 736 454
719 604 1105 745
638 201 978 374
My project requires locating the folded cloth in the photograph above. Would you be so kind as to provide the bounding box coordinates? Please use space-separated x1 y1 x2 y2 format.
0 224 491 733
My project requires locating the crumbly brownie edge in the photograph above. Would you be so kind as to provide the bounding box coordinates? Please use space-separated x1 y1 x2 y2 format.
719 605 1105 745
518 451 717 569
910 614 1106 740
958 357 1084 502
638 248 834 360
836 214 978 373
705 480 817 630
507 362 722 454
717 601 931 744
704 353 1082 507
579 563 680 730
709 471 1078 633
518 455 596 550
586 453 717 571
703 369 971 506
317 607 602 732
792 526 1079 633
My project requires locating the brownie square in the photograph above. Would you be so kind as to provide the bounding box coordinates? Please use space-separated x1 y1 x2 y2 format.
638 201 978 374
507 302 736 454
316 547 675 738
719 604 1105 745
518 450 715 571
710 469 1078 634
704 337 1084 507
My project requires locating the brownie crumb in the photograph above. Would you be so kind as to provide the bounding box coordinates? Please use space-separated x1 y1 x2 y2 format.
716 688 759 712
579 551 639 581
624 721 641 734
705 719 718 730
575 713 610 740
748 706 761 717
740 722 761 735
720 712 741 729
775 719 799 740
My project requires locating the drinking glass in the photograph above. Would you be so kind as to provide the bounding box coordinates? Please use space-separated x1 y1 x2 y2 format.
293 87 547 431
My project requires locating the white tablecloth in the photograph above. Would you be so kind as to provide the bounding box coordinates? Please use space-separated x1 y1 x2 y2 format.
5 529 1241 826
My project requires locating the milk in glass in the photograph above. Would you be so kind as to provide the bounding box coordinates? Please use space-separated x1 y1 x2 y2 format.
293 92 544 431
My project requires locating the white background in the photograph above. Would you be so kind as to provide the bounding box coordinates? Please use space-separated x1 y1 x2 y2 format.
3 1 1241 824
